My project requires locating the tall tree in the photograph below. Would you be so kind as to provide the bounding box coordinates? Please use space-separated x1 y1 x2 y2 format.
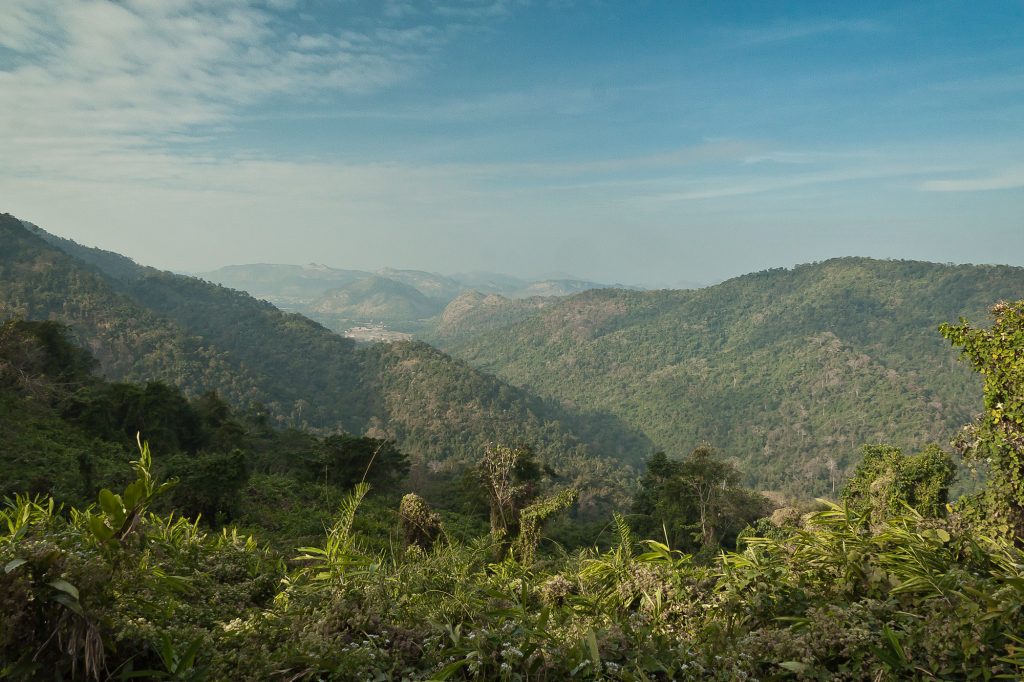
941 300 1024 537
840 443 956 525
635 445 768 550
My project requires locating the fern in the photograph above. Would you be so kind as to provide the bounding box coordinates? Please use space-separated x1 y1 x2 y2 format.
294 482 372 585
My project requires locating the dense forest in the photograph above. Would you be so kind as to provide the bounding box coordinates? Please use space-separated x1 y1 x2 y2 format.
20 212 1022 500
3 294 1024 679
4 214 1024 678
1 215 647 513
443 258 1024 496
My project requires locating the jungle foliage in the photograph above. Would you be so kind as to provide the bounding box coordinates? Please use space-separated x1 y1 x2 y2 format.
2 302 1024 679
5 212 1024 678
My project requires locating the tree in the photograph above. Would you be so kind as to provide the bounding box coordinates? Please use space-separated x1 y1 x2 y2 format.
840 444 956 526
0 319 96 400
634 445 769 550
941 300 1024 537
166 449 248 525
311 434 409 490
478 444 542 548
399 493 443 550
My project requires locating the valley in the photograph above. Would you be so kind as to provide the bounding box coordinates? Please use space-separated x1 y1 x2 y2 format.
5 211 1024 679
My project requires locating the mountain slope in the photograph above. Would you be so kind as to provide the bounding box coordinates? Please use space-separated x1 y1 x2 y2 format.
1 216 255 397
376 268 464 304
445 258 1024 495
423 291 558 346
195 263 371 308
310 275 443 321
0 214 651 489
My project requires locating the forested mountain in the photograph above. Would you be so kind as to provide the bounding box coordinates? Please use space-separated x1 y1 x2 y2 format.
309 275 444 322
423 291 559 346
444 258 1024 496
6 302 1024 680
194 263 370 308
7 214 1024 679
447 271 635 299
197 261 629 334
0 214 649 506
376 267 464 304
11 212 1023 500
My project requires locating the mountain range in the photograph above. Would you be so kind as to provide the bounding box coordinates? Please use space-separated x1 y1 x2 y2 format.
2 214 647 513
196 262 638 335
440 258 1024 495
5 212 1024 500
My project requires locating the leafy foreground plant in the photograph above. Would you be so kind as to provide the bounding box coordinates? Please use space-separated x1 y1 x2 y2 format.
1 440 283 680
5 454 1024 680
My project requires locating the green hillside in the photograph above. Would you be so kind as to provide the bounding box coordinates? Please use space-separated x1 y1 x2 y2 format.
4 302 1024 680
0 215 649 498
309 275 443 322
195 263 370 307
6 216 1024 679
422 291 558 346
376 267 464 304
445 258 1024 496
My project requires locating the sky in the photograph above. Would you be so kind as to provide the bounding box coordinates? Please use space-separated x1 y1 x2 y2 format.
1 0 1022 287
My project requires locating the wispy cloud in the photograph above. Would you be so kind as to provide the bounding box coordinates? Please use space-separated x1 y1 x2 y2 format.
580 153 965 206
0 0 481 177
722 18 886 47
918 169 1024 192
434 0 520 20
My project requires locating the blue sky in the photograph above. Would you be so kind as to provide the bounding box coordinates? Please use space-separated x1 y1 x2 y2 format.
1 0 1022 286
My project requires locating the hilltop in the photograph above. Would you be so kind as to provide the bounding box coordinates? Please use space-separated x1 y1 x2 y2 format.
198 262 632 336
442 257 1024 496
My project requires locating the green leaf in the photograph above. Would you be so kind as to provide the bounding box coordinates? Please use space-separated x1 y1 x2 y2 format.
3 558 27 573
99 489 126 527
177 637 204 671
537 605 550 633
881 625 908 664
48 578 80 600
775 616 811 630
432 658 471 680
295 547 328 556
156 479 179 496
88 515 114 542
51 592 84 616
159 633 176 670
586 629 601 668
98 488 122 516
123 480 145 509
779 661 809 673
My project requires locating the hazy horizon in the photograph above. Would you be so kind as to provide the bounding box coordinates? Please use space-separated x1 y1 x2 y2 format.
32 216 1024 292
2 1 1022 285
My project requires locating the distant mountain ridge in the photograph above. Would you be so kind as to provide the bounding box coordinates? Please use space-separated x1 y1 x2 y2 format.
441 257 1024 496
12 212 1020 500
195 263 372 308
196 262 638 335
310 276 443 321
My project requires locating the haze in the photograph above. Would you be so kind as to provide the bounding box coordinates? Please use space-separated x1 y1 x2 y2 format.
1 0 1022 286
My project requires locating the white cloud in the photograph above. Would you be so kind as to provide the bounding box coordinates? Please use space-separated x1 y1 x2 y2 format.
721 18 886 47
0 0 459 176
0 0 537 273
918 169 1024 192
433 1 518 20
